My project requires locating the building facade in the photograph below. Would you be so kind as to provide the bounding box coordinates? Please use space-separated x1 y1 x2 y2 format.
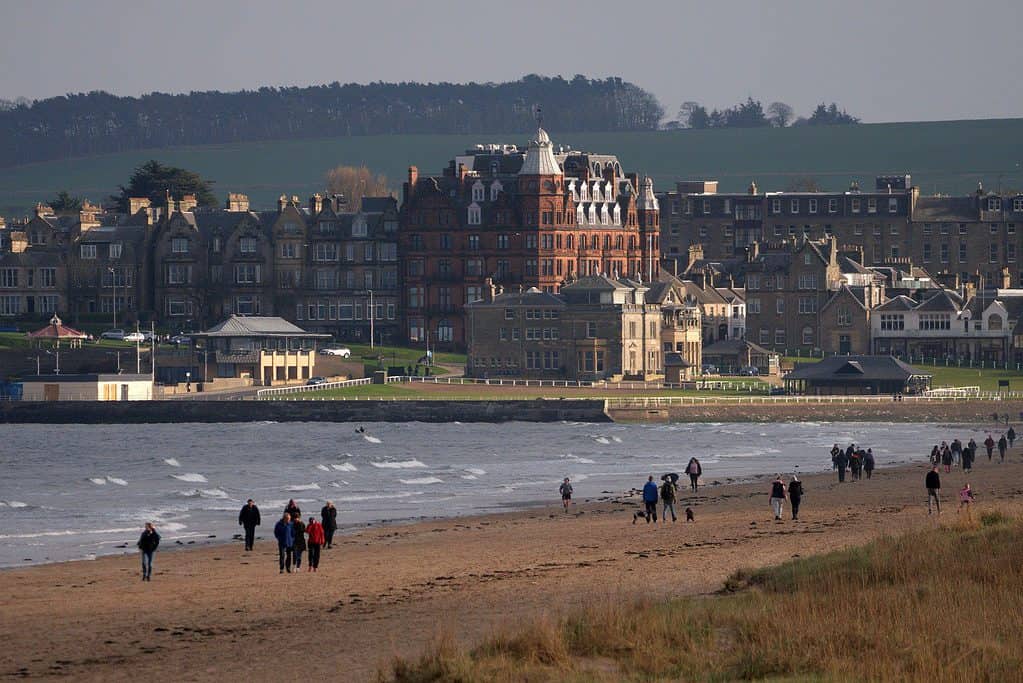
401 128 660 349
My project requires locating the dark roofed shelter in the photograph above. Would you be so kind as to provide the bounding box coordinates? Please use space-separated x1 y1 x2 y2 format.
784 355 931 396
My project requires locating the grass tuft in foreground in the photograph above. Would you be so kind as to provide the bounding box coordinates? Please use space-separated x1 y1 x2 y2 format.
382 512 1023 682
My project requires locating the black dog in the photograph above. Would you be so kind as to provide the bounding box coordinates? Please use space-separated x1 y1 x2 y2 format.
685 507 695 522
632 510 646 524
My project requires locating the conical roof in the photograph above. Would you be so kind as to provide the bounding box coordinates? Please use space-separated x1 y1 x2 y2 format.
518 128 562 176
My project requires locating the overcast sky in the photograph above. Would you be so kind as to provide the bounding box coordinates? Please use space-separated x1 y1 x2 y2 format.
2 0 1020 123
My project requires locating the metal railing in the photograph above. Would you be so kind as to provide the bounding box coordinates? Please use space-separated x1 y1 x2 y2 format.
256 377 374 397
605 393 1023 408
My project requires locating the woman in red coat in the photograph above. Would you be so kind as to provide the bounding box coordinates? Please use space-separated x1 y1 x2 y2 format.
305 517 325 572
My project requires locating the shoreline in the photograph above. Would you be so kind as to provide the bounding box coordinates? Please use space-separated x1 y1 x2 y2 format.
3 450 1022 682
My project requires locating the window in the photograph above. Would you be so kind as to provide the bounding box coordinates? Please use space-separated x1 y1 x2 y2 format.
951 243 958 263
1009 244 1016 263
364 271 373 289
854 224 863 236
497 234 509 249
0 268 17 288
167 264 191 285
239 237 257 253
808 199 818 214
525 259 538 276
790 199 799 213
747 298 761 314
467 205 481 225
775 329 786 345
1009 224 1016 235
171 237 188 254
351 218 368 237
1014 198 1023 212
109 243 122 259
880 313 904 331
890 224 899 235
437 320 453 343
747 275 760 290
407 260 423 277
38 295 58 313
771 198 781 214
837 305 852 326
828 198 838 214
759 328 769 344
803 253 812 265
280 243 297 258
890 246 899 259
702 200 711 215
166 298 188 317
801 326 814 345
851 198 861 213
776 298 785 314
364 243 374 261
586 321 597 338
472 183 484 202
235 296 259 315
918 313 950 331
407 287 424 310
867 198 877 214
234 264 260 284
923 243 932 262
80 244 97 259
798 297 817 314
991 244 999 262
988 197 1002 212
315 271 335 290
344 244 355 262
888 198 899 214
28 230 45 246
798 273 818 289
39 268 56 288
923 224 932 236
991 223 999 234
314 243 337 262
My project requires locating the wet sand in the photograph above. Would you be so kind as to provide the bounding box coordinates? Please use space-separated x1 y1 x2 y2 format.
2 449 1022 681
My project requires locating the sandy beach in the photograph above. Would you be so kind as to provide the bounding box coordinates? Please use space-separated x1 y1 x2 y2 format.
2 445 1022 682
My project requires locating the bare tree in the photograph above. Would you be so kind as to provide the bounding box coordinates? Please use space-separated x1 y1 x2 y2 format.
767 102 794 128
786 176 823 192
324 165 392 209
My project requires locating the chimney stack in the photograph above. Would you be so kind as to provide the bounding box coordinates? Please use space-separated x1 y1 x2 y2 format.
309 193 323 215
277 195 287 213
226 193 250 212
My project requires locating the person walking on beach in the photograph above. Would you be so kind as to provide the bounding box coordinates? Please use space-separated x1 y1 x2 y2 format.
951 439 963 467
292 515 307 570
929 445 940 466
642 476 659 523
1009 426 1016 449
238 499 261 552
560 478 573 512
788 475 804 521
833 447 849 483
998 434 1008 463
660 477 677 523
274 513 294 574
958 483 975 514
831 444 841 470
305 516 324 572
863 449 876 480
926 466 941 515
320 502 338 549
685 458 702 492
941 444 953 473
984 434 995 461
849 449 862 481
137 522 160 582
962 442 975 473
770 475 787 521
284 499 301 519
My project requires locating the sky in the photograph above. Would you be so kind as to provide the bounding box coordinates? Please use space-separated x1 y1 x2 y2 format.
2 0 1021 123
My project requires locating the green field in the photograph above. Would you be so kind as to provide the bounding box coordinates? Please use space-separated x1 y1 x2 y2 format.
2 118 1022 216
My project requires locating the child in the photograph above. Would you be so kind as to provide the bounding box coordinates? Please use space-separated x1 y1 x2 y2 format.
958 483 975 513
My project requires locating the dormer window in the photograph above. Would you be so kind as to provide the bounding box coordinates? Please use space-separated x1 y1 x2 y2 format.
889 198 899 213
790 199 799 213
471 181 485 202
490 180 503 201
29 230 45 245
808 199 818 214
771 198 781 214
828 198 838 213
171 237 188 254
1013 198 1023 212
352 217 368 237
867 198 877 214
80 244 97 260
239 237 257 254
467 204 481 225
851 198 861 213
988 197 1002 212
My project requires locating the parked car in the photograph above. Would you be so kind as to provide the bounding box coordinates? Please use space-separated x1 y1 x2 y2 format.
769 386 787 396
701 363 718 375
318 346 352 357
738 365 760 376
306 376 328 386
169 334 193 345
100 328 126 340
123 331 146 343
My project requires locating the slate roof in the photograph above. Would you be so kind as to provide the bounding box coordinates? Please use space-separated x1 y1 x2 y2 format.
912 196 977 222
703 339 776 357
195 315 327 338
874 295 920 312
360 196 397 213
466 288 565 308
785 355 929 382
916 289 964 312
562 275 631 292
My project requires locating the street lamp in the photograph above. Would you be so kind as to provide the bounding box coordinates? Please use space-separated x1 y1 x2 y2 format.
45 349 60 374
108 267 117 331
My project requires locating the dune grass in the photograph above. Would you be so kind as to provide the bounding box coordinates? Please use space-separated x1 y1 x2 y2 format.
382 512 1022 682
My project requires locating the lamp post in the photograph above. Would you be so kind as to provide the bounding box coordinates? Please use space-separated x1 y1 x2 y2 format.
368 289 374 349
46 349 60 374
108 267 117 331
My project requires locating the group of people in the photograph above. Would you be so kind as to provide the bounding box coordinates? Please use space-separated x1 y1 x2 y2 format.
236 498 340 574
768 475 804 521
635 457 703 524
930 429 1015 474
830 444 876 482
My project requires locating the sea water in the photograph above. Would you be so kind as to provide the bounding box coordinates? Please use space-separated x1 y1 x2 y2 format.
0 421 979 567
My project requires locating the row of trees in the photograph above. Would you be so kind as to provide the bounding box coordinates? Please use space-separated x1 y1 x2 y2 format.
665 99 860 129
0 75 664 168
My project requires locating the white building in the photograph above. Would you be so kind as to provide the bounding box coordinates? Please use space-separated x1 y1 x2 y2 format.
21 373 153 401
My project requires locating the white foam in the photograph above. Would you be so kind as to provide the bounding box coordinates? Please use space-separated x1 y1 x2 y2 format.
335 491 421 503
329 480 351 488
611 436 623 443
371 459 426 469
286 483 321 491
464 467 487 476
5 501 28 508
157 522 188 533
560 454 596 465
0 526 137 539
399 476 444 485
173 473 208 483
89 478 106 485
331 463 358 472
363 435 382 444
315 464 331 472
179 488 229 499
593 436 611 445
163 458 181 467
460 475 478 480
106 476 128 486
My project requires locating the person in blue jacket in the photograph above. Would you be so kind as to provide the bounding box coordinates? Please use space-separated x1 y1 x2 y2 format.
274 513 295 574
642 476 659 523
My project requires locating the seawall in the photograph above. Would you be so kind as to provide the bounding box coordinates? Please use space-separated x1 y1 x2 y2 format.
0 399 612 424
608 400 1023 423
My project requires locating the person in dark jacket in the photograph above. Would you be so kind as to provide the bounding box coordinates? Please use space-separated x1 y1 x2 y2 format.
284 499 301 519
984 434 995 461
941 445 953 473
788 476 804 520
291 515 307 570
685 458 702 492
137 522 160 582
305 516 325 572
660 478 677 523
320 501 338 549
863 449 876 480
238 499 261 551
274 513 294 574
925 466 941 514
642 476 659 523
833 448 849 483
962 442 974 473
849 450 862 481
769 476 787 520
929 445 941 466
1009 426 1017 449
998 434 1008 463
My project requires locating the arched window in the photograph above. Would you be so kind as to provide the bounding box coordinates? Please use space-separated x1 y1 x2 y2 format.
490 180 503 201
615 235 623 250
579 234 588 250
471 181 485 202
566 234 574 249
467 203 481 225
801 326 814 345
603 235 611 250
438 319 454 343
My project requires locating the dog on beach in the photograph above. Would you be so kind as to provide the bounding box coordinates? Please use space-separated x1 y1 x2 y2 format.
685 507 695 522
632 510 646 524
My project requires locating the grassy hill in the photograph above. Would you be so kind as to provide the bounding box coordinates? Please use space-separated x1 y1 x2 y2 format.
1 118 1022 216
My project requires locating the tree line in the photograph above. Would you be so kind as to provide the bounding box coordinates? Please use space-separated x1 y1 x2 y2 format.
0 75 663 169
665 99 860 129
